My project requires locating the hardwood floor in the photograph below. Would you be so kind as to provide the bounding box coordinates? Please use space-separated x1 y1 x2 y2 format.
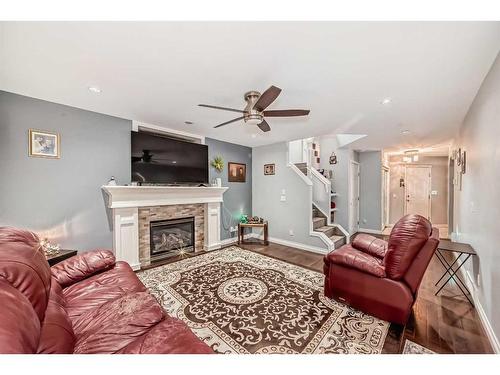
144 237 493 354
238 238 493 354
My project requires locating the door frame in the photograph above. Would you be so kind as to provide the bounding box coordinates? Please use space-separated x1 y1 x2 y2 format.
404 164 432 220
348 160 360 234
381 166 390 228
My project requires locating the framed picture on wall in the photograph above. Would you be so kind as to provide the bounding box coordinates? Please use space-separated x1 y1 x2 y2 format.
264 164 275 175
228 162 246 182
29 129 60 158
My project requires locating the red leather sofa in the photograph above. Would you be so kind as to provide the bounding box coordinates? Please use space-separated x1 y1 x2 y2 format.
0 227 213 354
323 214 439 325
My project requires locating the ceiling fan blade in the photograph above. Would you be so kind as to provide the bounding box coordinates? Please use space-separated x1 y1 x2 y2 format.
263 109 310 117
253 85 282 111
257 119 271 132
214 116 245 128
198 104 245 113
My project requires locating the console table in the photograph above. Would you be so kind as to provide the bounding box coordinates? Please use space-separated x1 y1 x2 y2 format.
238 222 268 246
434 240 476 305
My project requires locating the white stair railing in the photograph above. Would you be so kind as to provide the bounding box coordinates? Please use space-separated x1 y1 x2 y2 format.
309 167 332 224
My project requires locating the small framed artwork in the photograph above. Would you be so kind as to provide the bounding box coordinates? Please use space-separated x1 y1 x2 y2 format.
29 129 60 159
264 163 275 175
228 162 246 182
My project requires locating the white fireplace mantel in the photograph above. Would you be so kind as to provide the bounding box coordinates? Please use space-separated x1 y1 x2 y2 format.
102 185 228 270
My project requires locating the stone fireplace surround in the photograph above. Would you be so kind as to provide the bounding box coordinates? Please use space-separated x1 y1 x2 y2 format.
139 204 204 267
102 186 228 270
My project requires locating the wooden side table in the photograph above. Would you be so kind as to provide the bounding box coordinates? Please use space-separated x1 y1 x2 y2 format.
46 249 78 266
238 222 268 246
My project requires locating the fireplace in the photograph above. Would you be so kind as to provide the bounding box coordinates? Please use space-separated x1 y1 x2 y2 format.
149 217 195 262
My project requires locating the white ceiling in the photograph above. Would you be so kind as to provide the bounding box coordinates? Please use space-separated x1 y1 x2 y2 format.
1 22 499 150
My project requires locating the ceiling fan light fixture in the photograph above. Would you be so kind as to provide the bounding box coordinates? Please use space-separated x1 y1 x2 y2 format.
245 114 263 126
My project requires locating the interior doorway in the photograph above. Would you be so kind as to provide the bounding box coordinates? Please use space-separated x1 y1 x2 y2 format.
405 165 431 220
349 160 360 234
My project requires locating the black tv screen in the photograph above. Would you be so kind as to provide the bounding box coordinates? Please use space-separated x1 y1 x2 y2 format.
131 132 208 185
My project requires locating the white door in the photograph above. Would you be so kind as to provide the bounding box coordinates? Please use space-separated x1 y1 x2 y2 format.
405 165 431 220
349 161 360 234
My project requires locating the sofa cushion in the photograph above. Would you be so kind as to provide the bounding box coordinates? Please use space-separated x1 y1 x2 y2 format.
0 227 52 322
51 250 116 288
327 244 386 278
63 261 146 321
37 280 75 354
352 233 387 258
73 292 164 354
117 316 214 354
384 214 432 280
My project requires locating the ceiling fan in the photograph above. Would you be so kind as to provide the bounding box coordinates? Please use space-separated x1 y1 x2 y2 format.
198 85 310 132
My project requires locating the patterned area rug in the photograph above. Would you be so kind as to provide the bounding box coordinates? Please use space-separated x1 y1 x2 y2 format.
138 246 389 354
402 340 435 354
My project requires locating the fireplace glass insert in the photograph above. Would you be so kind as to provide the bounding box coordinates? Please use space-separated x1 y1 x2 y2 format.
149 217 195 261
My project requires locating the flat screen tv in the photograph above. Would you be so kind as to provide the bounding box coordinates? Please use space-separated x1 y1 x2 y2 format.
131 131 209 185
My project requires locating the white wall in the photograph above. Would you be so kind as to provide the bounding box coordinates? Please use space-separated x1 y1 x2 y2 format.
359 151 383 231
252 142 327 252
454 52 500 350
288 139 304 164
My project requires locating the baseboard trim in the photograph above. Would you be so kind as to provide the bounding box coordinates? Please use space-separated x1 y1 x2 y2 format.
463 271 500 353
358 228 383 235
253 234 328 255
219 233 255 247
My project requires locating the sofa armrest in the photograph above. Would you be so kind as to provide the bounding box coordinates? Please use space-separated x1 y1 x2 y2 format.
51 250 116 288
352 233 388 259
328 245 386 278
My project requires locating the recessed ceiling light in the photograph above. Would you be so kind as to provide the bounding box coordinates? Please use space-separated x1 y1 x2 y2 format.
381 97 392 105
251 134 257 138
172 161 177 164
88 86 101 94
184 121 194 125
401 129 411 135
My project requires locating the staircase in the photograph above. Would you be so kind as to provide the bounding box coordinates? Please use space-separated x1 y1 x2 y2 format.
295 162 308 175
312 206 346 249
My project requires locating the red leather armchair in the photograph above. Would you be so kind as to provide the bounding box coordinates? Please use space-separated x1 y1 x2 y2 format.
0 227 213 354
323 214 439 325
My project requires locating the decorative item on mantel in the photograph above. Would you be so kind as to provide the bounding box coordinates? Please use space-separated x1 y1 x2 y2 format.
39 237 61 258
210 156 224 173
107 176 118 186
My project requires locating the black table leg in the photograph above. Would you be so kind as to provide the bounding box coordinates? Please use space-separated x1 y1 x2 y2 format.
434 251 474 305
434 251 470 293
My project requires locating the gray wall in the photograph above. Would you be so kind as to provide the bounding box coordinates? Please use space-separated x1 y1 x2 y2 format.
0 91 131 250
205 137 252 241
454 52 500 344
388 155 449 225
252 142 326 251
359 151 383 231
